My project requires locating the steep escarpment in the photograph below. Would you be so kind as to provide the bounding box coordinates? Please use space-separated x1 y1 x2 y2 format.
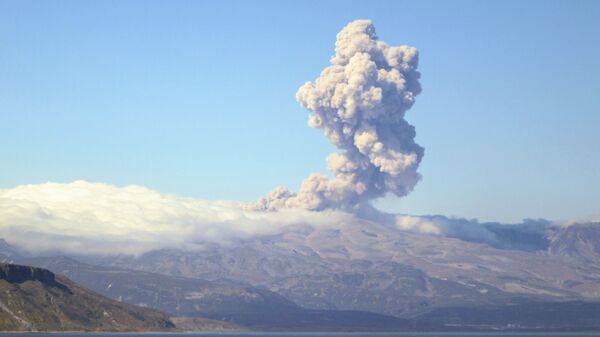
0 263 175 331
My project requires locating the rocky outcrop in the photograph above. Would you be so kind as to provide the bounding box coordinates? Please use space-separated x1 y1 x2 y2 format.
0 263 64 289
0 263 175 331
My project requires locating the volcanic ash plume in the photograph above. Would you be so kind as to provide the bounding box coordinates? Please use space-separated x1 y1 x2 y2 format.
252 20 423 211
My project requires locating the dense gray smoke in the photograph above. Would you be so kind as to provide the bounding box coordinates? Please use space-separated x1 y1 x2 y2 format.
252 20 424 211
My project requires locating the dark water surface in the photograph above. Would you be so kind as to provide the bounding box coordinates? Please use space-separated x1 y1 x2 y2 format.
3 333 600 337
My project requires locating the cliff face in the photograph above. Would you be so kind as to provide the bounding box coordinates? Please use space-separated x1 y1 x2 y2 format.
0 263 63 288
0 263 175 331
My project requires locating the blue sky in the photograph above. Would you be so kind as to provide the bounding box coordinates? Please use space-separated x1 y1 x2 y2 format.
1 0 599 223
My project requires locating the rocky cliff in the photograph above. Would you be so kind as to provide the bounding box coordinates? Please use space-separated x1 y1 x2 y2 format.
0 263 175 331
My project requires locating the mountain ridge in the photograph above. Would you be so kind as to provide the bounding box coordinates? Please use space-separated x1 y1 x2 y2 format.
3 221 600 331
0 262 175 331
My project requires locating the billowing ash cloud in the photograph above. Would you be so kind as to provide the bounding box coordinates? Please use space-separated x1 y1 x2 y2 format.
251 20 423 211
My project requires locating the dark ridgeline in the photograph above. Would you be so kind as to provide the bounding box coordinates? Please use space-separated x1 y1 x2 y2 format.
0 262 175 331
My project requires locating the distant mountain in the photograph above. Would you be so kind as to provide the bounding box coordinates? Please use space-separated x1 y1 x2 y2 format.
19 255 294 318
19 255 413 331
0 239 21 264
86 222 599 313
74 221 600 321
549 223 600 262
0 263 174 331
4 221 600 331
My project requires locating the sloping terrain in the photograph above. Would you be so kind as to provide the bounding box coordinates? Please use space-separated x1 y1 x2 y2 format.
548 222 600 263
3 221 600 330
19 256 413 331
88 221 600 317
20 255 297 318
0 263 175 331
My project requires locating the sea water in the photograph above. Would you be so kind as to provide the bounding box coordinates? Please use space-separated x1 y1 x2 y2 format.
2 333 600 337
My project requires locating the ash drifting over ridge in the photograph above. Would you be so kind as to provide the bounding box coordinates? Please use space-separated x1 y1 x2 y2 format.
250 20 424 211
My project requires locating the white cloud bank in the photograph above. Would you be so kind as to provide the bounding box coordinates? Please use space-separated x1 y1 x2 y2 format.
0 181 569 256
0 181 360 255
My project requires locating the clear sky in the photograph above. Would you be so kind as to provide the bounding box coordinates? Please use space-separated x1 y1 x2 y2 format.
1 0 599 223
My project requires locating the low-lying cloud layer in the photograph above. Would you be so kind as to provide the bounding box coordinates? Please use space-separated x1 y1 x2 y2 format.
0 181 359 255
0 181 560 256
251 20 423 211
